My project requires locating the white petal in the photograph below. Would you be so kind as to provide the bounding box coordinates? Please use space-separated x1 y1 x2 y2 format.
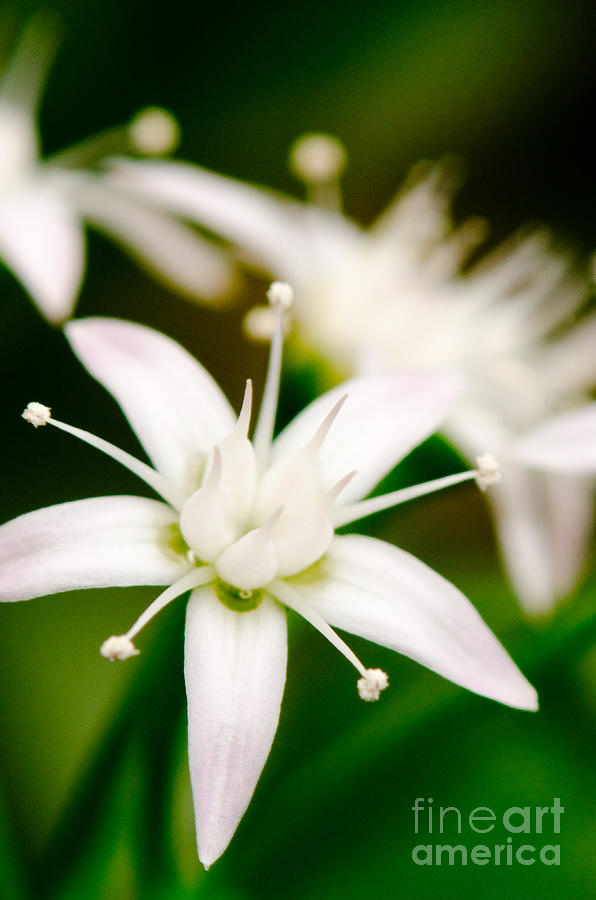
215 524 278 591
0 495 187 602
272 503 334 577
294 534 537 710
180 456 238 564
514 404 596 474
488 463 591 615
0 181 84 322
69 174 237 303
0 15 58 174
108 159 357 288
184 586 287 867
273 372 464 504
0 104 37 177
65 318 236 490
544 471 594 599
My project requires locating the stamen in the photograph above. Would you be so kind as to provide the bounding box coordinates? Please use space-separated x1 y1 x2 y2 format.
22 402 51 427
101 566 215 660
100 635 139 661
305 394 348 455
289 133 347 210
270 579 375 683
23 404 185 510
128 107 180 155
267 281 295 310
334 469 479 528
47 106 177 171
475 453 501 491
252 283 294 470
357 669 389 702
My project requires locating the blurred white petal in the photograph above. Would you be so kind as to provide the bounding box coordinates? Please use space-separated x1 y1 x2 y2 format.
514 404 596 473
0 182 84 321
108 158 358 288
0 495 186 602
544 472 594 598
294 534 537 710
488 464 561 615
69 175 237 303
185 586 287 867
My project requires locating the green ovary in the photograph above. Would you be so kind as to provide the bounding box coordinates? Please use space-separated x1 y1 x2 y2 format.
215 579 264 612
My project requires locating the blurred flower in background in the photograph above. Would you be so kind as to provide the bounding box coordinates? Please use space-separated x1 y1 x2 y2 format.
515 403 596 474
0 15 235 323
109 147 595 615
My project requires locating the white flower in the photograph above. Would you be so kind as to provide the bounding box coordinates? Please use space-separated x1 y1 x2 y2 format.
107 149 595 614
0 291 537 867
0 17 234 323
514 404 596 474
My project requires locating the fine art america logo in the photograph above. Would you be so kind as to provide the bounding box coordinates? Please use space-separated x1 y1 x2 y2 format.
411 798 563 866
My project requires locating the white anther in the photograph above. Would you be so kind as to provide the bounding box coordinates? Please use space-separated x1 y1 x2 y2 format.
357 668 389 702
289 133 347 183
129 106 180 155
475 453 501 491
100 634 140 661
22 402 51 427
267 281 294 310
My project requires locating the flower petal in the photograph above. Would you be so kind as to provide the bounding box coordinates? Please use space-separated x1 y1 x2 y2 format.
488 463 592 615
69 174 237 304
294 534 537 710
185 586 287 868
544 471 594 599
108 159 357 289
273 372 464 503
514 404 596 474
65 317 236 490
0 495 186 602
0 181 84 322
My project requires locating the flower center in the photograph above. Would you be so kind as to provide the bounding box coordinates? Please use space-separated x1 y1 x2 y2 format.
214 580 263 612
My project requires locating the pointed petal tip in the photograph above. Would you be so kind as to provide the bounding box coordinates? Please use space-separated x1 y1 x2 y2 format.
499 680 539 713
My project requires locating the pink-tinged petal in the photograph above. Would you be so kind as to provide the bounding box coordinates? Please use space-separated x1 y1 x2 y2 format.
69 175 237 304
294 534 537 710
65 318 236 490
488 466 554 615
109 159 357 289
0 182 84 322
185 586 287 868
0 495 187 602
488 463 591 615
514 404 596 474
544 472 594 599
273 372 464 504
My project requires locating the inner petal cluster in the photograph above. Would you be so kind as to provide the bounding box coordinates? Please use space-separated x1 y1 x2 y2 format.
178 389 340 595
